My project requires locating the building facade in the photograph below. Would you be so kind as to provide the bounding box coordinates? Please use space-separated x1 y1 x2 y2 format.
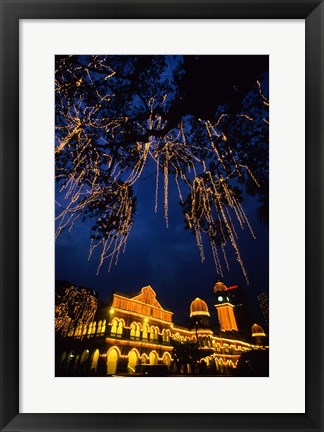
56 283 268 376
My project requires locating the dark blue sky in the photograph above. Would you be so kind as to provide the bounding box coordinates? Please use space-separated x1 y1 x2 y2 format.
55 55 269 326
56 159 268 324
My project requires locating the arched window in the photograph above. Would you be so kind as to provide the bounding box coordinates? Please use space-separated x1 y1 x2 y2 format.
74 325 79 336
97 321 102 334
149 351 158 365
66 351 74 369
87 323 93 335
163 352 171 366
76 350 89 374
111 319 118 335
135 324 141 339
74 354 80 371
128 350 138 373
130 323 136 339
82 325 87 336
107 348 119 375
149 326 158 341
60 352 67 364
142 324 148 340
91 322 96 334
101 320 106 333
67 327 73 337
90 349 100 373
117 320 123 337
80 349 89 367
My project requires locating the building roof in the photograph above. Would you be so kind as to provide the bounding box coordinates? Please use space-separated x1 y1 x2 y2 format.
190 297 210 317
251 323 266 337
111 285 173 323
214 281 227 292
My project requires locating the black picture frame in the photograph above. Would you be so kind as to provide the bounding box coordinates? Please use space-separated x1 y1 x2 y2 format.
0 1 323 431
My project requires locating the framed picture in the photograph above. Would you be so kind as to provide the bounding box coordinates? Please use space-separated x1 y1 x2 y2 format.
0 0 323 431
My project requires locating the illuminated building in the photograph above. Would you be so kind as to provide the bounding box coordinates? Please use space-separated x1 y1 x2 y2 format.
214 281 238 331
55 282 268 376
251 323 267 345
218 283 253 336
190 297 211 331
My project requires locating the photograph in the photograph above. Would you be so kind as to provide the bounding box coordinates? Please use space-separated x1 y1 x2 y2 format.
2 0 323 428
54 54 270 378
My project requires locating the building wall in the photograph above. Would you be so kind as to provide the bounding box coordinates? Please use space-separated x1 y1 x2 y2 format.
56 285 260 376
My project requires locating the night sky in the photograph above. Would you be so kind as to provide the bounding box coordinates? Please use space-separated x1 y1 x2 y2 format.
55 166 269 324
55 55 269 326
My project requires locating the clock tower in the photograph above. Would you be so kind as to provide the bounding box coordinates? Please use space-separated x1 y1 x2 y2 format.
214 281 238 331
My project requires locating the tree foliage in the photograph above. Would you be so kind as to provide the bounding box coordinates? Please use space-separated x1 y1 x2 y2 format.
55 55 269 279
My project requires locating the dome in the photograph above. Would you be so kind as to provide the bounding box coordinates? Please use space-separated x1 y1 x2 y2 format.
190 297 210 317
214 281 227 293
251 323 266 337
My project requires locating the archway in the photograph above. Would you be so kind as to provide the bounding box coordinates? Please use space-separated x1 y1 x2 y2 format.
128 349 139 373
162 352 171 367
149 351 158 365
66 350 74 372
60 351 67 363
107 348 119 375
142 325 149 340
90 349 100 373
141 353 148 364
80 350 89 363
79 349 90 374
111 319 118 335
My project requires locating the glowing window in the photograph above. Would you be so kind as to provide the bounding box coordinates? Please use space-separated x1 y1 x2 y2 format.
91 349 99 372
117 320 123 336
130 323 136 338
111 319 118 335
97 321 102 334
87 323 92 335
101 320 106 333
92 322 96 334
135 324 141 339
143 325 148 340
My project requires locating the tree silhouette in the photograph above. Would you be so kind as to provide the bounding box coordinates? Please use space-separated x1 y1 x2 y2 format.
55 55 269 280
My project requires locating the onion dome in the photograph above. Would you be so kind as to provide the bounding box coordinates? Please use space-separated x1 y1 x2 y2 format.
214 281 227 293
251 323 266 337
190 297 210 317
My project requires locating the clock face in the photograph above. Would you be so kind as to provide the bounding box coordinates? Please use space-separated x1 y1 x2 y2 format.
218 296 223 302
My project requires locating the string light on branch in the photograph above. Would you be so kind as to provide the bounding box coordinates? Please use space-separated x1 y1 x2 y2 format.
55 56 268 282
55 285 98 337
